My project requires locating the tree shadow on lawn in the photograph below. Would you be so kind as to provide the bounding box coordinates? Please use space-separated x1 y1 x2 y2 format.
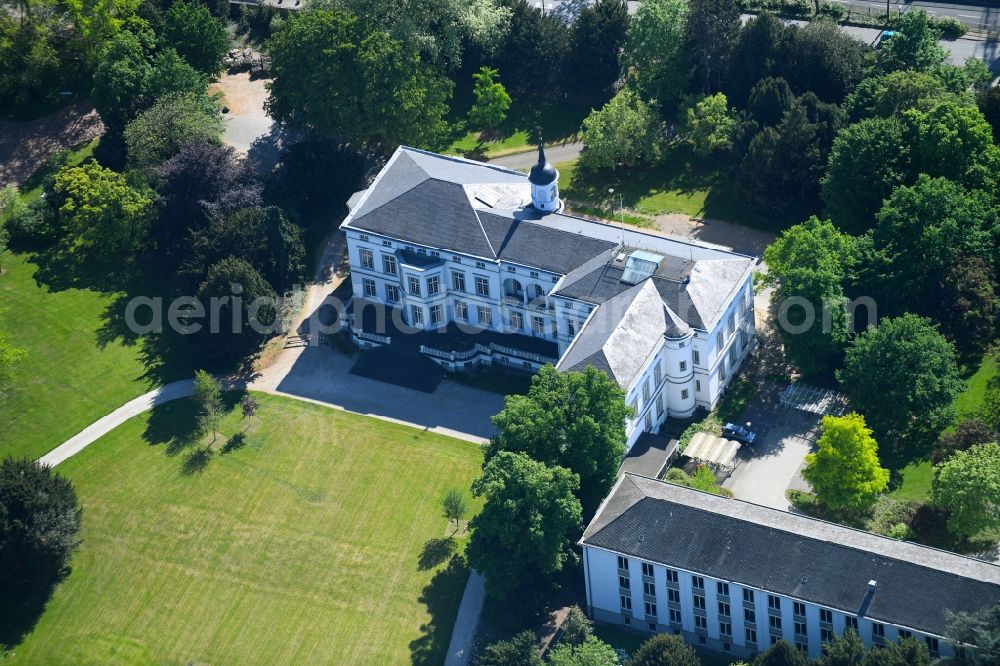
0 569 68 651
142 391 247 458
418 537 457 571
410 555 470 666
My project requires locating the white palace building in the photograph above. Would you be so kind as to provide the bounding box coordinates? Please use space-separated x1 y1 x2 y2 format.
343 146 756 449
582 475 1000 661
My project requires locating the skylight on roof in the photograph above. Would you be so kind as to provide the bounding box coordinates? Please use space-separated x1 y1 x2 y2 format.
474 186 502 208
621 251 663 285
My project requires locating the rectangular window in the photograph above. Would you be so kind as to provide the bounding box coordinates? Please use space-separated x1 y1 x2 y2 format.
745 628 757 645
695 616 708 630
743 589 754 604
475 276 490 297
872 623 885 638
729 344 738 366
669 609 682 624
430 305 442 325
643 581 656 596
362 278 376 298
718 582 730 597
654 362 662 384
644 411 652 431
382 254 397 275
427 275 440 296
681 389 689 400
729 313 736 337
820 609 833 624
665 569 678 584
680 360 687 373
475 261 486 269
768 595 781 610
617 556 629 571
642 562 654 577
621 595 632 611
359 248 374 270
926 637 939 656
478 306 492 327
452 256 462 263
410 305 423 325
385 284 400 303
719 602 731 617
720 622 732 637
716 332 724 349
845 616 858 632
382 240 392 247
692 576 705 590
795 622 807 636
456 301 468 322
358 234 369 242
898 629 912 640
511 311 523 330
408 276 421 295
693 350 700 365
619 575 630 590
642 380 650 403
719 365 726 382
644 602 657 618
769 616 782 630
794 602 806 617
567 319 576 336
693 596 706 610
668 588 681 604
656 393 664 417
550 321 557 336
531 316 544 334
744 608 756 623
452 271 466 292
821 627 833 642
695 379 702 393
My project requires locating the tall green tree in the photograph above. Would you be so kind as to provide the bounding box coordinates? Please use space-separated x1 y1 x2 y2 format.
51 161 154 260
947 604 1000 666
932 442 1000 539
904 100 1000 192
473 631 542 666
546 635 619 666
467 66 511 132
876 10 948 73
195 257 278 364
684 0 740 94
933 256 998 358
844 71 957 123
630 634 700 666
192 369 224 442
266 7 453 149
821 116 910 234
124 92 224 171
679 93 736 158
568 0 628 102
578 88 666 171
485 365 631 519
745 76 794 128
784 18 867 103
492 0 569 101
838 314 963 463
752 640 809 666
724 12 790 106
622 0 688 110
866 175 993 317
162 0 228 74
979 85 1000 143
764 218 854 377
862 639 932 666
441 488 468 536
816 631 865 666
0 458 82 591
803 414 889 512
467 452 582 608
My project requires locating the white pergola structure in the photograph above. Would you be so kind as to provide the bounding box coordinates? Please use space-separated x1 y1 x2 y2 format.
685 432 741 474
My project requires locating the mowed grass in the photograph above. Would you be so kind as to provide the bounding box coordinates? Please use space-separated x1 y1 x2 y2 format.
445 101 589 159
0 251 159 461
0 138 164 461
9 393 483 665
890 353 999 502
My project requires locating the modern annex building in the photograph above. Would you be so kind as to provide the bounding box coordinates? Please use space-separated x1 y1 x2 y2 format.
342 146 757 449
582 474 1000 661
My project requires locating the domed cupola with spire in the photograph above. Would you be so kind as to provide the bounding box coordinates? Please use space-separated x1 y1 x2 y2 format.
528 141 561 213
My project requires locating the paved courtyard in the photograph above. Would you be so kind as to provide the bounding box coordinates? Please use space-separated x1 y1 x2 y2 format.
722 384 821 510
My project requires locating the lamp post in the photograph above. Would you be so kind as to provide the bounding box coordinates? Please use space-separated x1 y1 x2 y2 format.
609 187 625 246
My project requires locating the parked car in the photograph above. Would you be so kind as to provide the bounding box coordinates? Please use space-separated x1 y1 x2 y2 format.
722 423 758 447
875 30 895 48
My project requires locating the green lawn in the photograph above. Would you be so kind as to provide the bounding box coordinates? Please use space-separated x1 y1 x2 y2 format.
445 101 590 159
890 353 999 502
7 393 483 665
0 139 178 461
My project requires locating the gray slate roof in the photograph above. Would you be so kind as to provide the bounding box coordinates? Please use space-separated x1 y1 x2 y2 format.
582 475 1000 638
345 147 756 333
558 281 688 387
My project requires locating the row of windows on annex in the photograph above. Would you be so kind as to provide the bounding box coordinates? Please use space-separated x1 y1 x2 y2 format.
626 358 671 434
612 555 948 658
705 288 755 371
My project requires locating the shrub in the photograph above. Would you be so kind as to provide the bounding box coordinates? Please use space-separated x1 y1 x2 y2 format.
864 495 919 536
4 196 57 246
817 2 845 20
934 16 966 39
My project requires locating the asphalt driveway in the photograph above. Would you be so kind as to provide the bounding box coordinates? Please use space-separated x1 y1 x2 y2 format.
722 384 820 510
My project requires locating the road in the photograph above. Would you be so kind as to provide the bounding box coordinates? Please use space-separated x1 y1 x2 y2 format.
830 0 1000 32
490 141 583 169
